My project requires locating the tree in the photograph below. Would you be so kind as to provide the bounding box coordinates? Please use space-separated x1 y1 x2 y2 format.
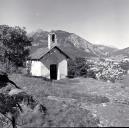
0 25 32 71
68 57 89 78
119 60 129 73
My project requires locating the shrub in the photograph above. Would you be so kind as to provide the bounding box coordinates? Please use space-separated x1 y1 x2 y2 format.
87 69 96 79
68 57 89 78
119 60 129 72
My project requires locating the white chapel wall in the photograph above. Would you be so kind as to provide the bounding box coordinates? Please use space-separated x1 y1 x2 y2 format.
58 59 68 79
31 60 50 78
31 61 42 76
41 63 50 78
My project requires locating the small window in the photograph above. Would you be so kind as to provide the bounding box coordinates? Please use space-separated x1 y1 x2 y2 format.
52 34 55 42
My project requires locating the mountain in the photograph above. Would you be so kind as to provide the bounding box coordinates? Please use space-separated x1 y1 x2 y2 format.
94 45 118 56
112 47 129 58
28 30 118 58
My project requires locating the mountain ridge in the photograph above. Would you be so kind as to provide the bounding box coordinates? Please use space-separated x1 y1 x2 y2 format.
28 29 128 58
112 47 129 57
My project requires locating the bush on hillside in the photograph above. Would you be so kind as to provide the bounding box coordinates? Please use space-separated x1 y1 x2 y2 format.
119 60 129 73
68 57 96 79
87 69 96 79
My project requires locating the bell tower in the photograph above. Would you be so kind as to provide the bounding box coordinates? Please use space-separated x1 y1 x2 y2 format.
48 32 57 49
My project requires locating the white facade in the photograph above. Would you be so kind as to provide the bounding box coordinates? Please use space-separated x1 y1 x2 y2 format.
30 58 68 80
127 70 129 74
57 59 68 80
30 61 50 77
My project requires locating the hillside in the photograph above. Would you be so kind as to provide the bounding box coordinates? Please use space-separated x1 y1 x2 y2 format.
94 45 118 56
8 74 129 127
112 47 129 58
29 30 117 58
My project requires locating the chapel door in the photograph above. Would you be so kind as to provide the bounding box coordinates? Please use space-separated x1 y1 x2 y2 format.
50 64 57 80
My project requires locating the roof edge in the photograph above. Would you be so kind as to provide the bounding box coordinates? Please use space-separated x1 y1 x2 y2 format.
39 46 70 60
27 45 71 60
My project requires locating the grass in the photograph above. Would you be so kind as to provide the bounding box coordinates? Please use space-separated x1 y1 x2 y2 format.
9 74 110 104
7 73 129 127
8 74 102 127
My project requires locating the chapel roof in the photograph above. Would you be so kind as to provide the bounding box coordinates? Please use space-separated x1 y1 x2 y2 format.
28 45 70 60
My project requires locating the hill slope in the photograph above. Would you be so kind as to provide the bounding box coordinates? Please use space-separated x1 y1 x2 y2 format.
94 45 118 56
112 47 129 58
9 74 129 127
29 30 117 58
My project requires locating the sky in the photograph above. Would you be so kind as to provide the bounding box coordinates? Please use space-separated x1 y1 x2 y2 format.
0 0 129 49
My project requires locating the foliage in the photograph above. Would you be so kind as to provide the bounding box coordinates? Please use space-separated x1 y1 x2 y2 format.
0 25 32 71
119 60 129 72
87 69 97 79
68 57 96 79
68 57 89 78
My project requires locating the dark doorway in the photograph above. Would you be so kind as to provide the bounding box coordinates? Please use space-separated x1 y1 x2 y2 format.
50 64 57 80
